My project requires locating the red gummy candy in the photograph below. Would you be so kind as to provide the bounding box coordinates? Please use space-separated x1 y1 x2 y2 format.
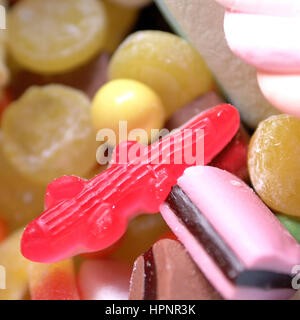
21 104 240 263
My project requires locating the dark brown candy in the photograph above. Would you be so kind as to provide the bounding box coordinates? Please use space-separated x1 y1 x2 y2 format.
129 239 221 300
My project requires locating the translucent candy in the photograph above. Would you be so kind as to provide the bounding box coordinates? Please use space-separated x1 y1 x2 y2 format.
78 259 131 300
21 104 240 263
0 229 30 300
28 259 79 300
248 114 300 217
8 0 107 74
109 31 213 117
2 85 97 185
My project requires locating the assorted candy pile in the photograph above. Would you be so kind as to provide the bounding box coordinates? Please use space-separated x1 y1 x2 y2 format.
0 0 299 300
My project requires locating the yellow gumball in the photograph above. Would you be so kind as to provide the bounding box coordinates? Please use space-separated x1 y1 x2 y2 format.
91 79 165 146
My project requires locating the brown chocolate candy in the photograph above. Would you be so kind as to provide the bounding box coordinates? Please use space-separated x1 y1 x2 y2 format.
129 239 221 300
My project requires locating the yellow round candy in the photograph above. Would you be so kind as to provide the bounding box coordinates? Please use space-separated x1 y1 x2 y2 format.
91 79 165 146
248 114 300 217
109 31 213 117
8 0 107 74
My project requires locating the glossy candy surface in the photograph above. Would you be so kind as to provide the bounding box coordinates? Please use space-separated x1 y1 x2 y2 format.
78 259 131 300
2 85 96 185
92 79 165 146
248 114 300 217
21 104 240 263
109 31 213 117
166 91 250 181
8 0 107 74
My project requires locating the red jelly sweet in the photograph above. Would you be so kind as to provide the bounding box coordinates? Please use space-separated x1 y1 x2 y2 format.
21 104 240 263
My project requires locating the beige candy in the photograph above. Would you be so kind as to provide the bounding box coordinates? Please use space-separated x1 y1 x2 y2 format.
0 229 30 300
0 0 9 88
155 0 279 128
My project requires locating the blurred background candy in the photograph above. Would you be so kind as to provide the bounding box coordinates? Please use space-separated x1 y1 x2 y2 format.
277 214 300 244
0 134 45 231
11 53 110 100
28 259 79 300
0 229 30 300
8 0 107 74
108 0 152 9
112 214 170 264
78 259 131 300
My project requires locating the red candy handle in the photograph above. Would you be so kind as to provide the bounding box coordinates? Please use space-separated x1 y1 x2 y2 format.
21 104 240 262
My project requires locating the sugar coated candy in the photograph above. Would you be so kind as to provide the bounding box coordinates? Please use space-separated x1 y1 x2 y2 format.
109 31 213 117
21 104 240 263
248 114 300 217
8 0 107 74
2 85 96 185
